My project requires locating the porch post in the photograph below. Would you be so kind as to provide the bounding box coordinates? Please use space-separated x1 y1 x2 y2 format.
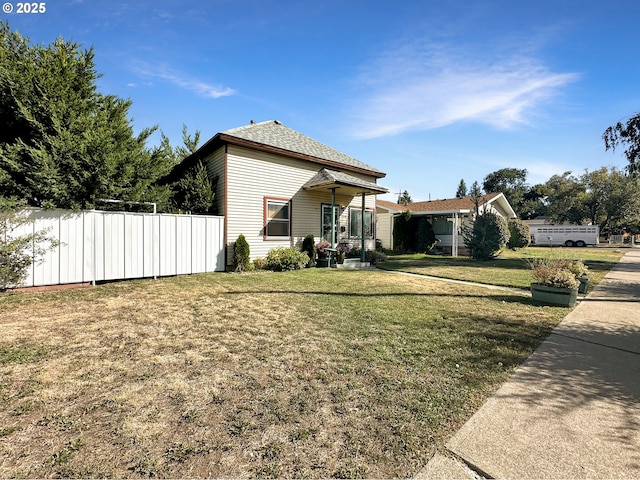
452 213 458 257
331 188 337 259
361 193 366 262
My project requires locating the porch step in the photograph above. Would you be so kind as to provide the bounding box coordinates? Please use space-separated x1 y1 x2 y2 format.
334 261 374 270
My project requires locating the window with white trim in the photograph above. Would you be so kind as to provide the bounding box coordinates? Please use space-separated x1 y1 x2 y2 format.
349 208 374 238
265 198 291 238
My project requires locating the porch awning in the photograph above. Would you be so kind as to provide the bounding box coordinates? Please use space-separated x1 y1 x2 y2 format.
303 168 388 196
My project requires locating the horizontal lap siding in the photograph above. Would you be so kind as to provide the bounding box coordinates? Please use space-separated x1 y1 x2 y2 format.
376 210 393 249
205 147 226 217
225 146 379 264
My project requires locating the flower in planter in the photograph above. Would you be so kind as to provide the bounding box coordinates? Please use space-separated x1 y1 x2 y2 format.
568 260 589 278
315 240 331 258
337 243 351 254
529 257 580 290
546 270 580 289
335 243 351 264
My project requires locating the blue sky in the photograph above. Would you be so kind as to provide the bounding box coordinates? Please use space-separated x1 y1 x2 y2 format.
5 0 640 201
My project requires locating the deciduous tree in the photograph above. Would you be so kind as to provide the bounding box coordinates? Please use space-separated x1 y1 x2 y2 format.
603 112 640 177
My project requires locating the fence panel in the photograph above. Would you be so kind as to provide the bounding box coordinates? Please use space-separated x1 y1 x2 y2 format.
11 209 224 288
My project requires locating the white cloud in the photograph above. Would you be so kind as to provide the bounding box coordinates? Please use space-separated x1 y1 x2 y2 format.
131 61 235 99
349 40 579 139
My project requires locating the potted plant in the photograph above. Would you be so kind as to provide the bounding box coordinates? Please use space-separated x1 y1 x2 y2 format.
529 258 580 307
315 240 331 267
336 243 351 264
568 260 590 294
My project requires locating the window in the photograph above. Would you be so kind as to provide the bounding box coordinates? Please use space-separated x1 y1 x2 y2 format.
264 198 291 238
349 208 374 238
432 217 451 235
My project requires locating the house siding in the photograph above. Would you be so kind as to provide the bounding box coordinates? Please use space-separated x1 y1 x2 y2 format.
205 147 226 217
221 145 377 265
376 207 394 249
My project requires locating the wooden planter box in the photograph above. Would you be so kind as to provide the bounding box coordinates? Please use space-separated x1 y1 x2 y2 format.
531 283 578 307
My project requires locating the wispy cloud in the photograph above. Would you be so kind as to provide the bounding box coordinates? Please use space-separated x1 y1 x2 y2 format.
131 61 235 99
349 38 579 139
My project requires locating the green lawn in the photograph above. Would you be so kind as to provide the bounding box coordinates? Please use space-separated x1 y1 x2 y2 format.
379 246 625 290
0 255 618 478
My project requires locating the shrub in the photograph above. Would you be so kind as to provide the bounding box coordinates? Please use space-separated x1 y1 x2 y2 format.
1 199 58 291
393 211 412 252
253 258 266 270
507 219 531 249
416 217 437 253
301 234 316 267
368 250 387 265
462 212 510 260
265 247 309 271
233 234 250 272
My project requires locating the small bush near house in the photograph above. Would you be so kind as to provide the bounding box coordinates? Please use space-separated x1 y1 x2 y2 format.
462 212 510 260
265 247 309 271
252 258 267 270
507 219 531 249
0 198 58 291
233 234 251 272
301 234 316 267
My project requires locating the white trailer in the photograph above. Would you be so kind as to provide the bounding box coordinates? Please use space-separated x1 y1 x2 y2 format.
530 225 599 247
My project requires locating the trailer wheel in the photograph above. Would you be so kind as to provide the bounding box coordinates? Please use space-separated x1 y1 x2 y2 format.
576 240 586 247
564 240 575 247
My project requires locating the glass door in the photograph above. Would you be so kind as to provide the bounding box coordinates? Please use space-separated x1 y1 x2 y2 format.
321 204 340 244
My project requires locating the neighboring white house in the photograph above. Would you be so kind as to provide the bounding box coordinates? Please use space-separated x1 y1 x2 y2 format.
165 120 388 267
377 193 516 256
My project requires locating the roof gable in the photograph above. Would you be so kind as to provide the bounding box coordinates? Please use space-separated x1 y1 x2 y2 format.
162 120 386 184
303 168 388 196
220 121 384 176
377 193 514 215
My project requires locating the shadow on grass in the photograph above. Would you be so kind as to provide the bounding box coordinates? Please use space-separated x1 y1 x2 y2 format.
222 290 540 306
383 256 530 271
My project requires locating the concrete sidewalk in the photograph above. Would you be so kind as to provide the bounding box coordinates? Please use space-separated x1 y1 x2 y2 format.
417 248 640 479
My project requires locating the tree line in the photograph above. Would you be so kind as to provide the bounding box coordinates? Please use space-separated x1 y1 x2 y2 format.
2 20 640 234
456 165 640 235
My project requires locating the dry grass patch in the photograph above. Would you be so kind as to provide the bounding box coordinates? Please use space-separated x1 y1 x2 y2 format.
0 270 568 478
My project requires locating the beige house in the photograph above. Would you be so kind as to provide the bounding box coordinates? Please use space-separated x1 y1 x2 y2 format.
377 193 516 256
167 120 388 267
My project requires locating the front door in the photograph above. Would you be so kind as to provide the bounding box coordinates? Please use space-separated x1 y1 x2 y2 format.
321 204 339 244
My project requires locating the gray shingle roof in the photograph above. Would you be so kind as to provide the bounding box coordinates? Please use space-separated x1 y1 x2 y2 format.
303 168 388 195
221 120 385 176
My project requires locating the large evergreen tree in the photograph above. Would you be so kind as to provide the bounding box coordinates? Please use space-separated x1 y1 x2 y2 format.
397 190 412 205
455 179 467 198
0 22 175 210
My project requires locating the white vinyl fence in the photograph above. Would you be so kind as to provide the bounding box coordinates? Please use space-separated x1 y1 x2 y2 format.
11 209 225 288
